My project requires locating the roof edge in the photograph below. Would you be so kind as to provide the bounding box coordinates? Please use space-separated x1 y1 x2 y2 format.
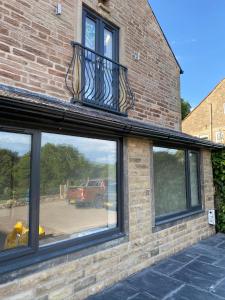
0 83 222 150
182 77 225 122
147 1 184 74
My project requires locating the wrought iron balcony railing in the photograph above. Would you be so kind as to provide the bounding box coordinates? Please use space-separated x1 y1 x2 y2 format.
65 42 135 115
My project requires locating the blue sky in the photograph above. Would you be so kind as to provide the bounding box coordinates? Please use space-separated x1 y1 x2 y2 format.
149 0 225 108
0 131 116 164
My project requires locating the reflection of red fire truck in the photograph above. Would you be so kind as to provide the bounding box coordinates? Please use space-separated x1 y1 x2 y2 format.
67 179 107 208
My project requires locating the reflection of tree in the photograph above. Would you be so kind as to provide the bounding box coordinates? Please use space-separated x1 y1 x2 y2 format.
40 143 91 194
0 149 30 201
0 143 116 201
154 150 186 216
40 143 115 195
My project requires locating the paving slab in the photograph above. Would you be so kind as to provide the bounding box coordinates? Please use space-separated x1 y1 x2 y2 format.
127 269 183 299
167 284 223 300
87 234 225 300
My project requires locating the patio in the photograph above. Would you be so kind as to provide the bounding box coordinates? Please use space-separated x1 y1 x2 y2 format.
88 233 225 300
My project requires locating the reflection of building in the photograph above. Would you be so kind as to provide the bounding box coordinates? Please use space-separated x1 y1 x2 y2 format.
182 78 225 144
0 0 222 299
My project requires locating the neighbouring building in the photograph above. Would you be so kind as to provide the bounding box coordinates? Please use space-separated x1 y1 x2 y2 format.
0 1 223 299
182 78 225 143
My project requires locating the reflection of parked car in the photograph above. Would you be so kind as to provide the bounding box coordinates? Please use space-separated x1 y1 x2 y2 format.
67 179 107 208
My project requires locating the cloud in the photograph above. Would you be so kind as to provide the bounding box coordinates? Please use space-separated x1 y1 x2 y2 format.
41 132 117 164
171 38 198 45
0 131 31 155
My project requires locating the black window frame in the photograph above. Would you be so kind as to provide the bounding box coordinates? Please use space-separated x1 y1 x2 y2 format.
153 142 202 225
82 6 119 63
81 6 120 111
0 125 124 273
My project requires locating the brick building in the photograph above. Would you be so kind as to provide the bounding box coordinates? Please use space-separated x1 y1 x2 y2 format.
182 78 225 143
0 0 222 299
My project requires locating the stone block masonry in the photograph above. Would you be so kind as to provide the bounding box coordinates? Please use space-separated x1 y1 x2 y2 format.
0 138 215 300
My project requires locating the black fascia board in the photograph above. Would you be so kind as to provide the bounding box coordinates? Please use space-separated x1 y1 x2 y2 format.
0 95 223 150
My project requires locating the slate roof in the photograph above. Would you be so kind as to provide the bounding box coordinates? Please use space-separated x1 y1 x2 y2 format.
0 83 223 150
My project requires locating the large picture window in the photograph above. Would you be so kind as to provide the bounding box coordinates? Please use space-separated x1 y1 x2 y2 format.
0 128 122 267
153 145 201 224
39 133 117 245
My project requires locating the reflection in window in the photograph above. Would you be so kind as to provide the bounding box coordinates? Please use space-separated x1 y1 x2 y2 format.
85 18 96 101
40 133 117 246
189 152 200 206
153 147 187 217
85 17 96 50
0 131 31 251
103 29 114 107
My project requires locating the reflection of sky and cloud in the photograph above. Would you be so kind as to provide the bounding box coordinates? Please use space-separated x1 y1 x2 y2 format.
42 133 117 164
0 131 31 156
0 131 117 164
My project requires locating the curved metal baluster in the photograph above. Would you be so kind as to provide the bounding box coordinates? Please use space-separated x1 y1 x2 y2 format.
65 43 135 114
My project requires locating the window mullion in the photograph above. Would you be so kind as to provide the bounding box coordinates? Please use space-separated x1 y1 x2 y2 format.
29 130 41 251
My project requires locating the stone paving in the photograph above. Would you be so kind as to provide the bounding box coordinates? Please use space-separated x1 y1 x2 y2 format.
88 233 225 300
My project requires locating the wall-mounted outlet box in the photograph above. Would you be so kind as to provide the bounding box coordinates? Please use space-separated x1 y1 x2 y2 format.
132 52 140 61
56 3 62 15
208 209 216 225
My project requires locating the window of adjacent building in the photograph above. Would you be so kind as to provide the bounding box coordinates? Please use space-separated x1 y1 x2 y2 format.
0 128 122 259
153 145 201 223
216 131 224 143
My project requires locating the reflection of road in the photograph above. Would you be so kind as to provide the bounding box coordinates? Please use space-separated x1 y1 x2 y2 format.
40 199 116 235
0 199 117 248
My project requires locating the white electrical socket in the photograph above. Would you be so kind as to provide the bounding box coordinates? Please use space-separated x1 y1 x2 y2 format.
208 209 216 225
132 52 140 61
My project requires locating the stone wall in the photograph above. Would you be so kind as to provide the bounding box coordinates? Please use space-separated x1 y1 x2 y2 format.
0 0 181 129
0 138 215 300
182 78 225 142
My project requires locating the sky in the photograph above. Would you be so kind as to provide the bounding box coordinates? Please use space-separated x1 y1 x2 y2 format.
149 0 225 109
0 131 116 164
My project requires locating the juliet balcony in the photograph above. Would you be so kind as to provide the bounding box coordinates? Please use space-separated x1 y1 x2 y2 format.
65 42 135 115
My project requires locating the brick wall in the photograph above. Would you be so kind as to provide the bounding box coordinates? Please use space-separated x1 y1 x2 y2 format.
0 0 181 129
182 78 225 142
0 138 215 300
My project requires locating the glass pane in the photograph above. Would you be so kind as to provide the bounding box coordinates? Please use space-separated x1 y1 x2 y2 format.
39 133 117 246
85 18 96 101
84 50 96 101
0 131 31 251
85 17 96 50
103 29 114 107
104 29 113 59
189 152 200 206
153 147 187 217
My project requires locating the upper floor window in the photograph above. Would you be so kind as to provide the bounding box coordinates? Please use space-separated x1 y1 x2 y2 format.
65 7 134 115
153 145 202 224
216 131 224 143
82 7 119 111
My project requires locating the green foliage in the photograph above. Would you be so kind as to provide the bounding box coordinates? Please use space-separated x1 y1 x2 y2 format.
181 98 191 120
212 150 225 232
0 143 113 202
